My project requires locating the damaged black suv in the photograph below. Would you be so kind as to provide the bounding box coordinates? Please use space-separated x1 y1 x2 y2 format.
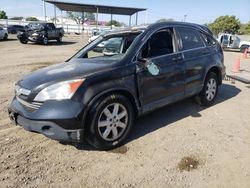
8 22 225 150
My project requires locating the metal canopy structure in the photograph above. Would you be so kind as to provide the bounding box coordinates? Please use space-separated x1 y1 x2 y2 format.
45 0 146 15
44 0 147 28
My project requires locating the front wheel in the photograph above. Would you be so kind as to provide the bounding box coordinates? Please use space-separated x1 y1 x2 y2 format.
42 36 48 45
195 72 219 106
86 94 134 150
19 38 28 44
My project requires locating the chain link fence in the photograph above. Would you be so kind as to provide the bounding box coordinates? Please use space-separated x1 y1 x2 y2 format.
0 19 117 36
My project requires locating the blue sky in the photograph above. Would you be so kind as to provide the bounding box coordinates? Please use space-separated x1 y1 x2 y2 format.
1 0 250 24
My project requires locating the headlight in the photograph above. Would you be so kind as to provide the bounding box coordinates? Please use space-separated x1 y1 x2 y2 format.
34 79 85 102
32 33 39 36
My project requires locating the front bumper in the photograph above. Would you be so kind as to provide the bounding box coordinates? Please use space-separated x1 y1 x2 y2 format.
8 97 85 143
17 32 43 43
28 35 43 42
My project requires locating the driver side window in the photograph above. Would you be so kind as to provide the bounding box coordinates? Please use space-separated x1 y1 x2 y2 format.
140 28 175 59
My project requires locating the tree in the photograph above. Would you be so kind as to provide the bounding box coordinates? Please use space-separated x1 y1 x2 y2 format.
10 17 23 20
245 22 250 34
0 10 8 19
208 15 241 35
67 12 95 24
156 18 174 23
26 17 39 22
239 22 250 35
106 20 122 27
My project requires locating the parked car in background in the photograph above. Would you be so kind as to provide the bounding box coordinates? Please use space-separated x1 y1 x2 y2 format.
17 22 64 45
9 22 225 150
218 33 250 52
88 29 112 43
92 37 122 54
0 26 8 40
7 25 25 34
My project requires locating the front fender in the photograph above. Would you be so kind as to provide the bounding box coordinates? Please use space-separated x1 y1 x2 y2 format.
78 74 141 128
240 41 250 47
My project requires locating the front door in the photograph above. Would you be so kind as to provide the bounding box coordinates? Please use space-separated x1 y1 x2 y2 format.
136 27 185 112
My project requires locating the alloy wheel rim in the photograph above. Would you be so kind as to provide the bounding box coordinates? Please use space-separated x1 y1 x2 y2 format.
206 78 217 101
98 103 128 141
44 37 48 44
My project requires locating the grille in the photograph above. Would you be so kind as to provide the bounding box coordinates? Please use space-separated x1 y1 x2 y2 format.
15 85 43 110
16 97 42 110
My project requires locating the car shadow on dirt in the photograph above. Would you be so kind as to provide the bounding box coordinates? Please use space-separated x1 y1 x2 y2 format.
26 41 77 46
0 38 17 42
75 83 241 151
127 83 241 143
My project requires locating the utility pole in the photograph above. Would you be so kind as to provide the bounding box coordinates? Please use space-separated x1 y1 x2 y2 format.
54 5 57 25
61 10 63 26
183 14 187 22
144 10 148 25
96 7 99 29
43 0 47 21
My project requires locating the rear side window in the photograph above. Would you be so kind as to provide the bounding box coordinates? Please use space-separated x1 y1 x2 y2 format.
178 27 204 50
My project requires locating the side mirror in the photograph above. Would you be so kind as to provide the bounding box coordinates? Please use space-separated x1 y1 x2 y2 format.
145 59 160 76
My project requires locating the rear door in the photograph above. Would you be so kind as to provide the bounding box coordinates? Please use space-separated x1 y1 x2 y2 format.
136 27 185 112
221 35 229 48
176 27 209 96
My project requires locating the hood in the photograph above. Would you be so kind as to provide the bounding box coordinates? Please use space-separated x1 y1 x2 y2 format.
18 58 118 90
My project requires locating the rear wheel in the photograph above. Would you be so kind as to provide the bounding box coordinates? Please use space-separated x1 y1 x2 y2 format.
240 45 249 53
86 94 134 150
195 72 219 106
57 35 62 43
3 33 8 40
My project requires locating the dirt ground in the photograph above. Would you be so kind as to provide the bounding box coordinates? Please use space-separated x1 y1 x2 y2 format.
0 35 250 188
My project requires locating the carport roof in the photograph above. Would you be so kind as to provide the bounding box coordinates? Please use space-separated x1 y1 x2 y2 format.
44 0 147 15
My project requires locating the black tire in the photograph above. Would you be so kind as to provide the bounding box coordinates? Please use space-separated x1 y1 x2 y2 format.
57 35 62 43
20 38 28 44
3 34 8 40
240 45 249 53
42 36 48 45
85 94 134 150
195 72 219 106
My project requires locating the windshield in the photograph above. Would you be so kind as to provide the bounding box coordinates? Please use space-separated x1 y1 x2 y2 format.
73 32 142 60
26 23 44 30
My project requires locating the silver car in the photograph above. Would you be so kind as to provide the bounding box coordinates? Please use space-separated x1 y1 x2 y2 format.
0 26 8 40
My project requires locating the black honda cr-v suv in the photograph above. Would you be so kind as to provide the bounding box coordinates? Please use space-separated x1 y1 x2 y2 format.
9 22 225 150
